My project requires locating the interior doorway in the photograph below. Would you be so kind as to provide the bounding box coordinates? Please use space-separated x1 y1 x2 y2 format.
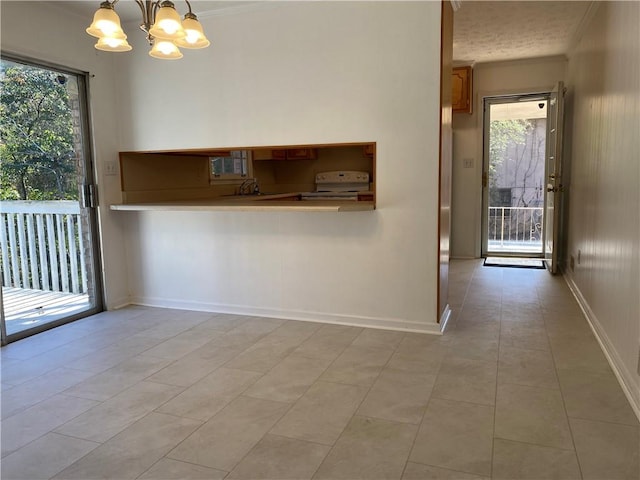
0 55 103 343
481 94 550 258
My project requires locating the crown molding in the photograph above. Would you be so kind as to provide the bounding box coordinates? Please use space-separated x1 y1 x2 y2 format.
567 1 600 55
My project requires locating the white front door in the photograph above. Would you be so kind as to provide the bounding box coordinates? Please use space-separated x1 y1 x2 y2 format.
544 82 565 273
481 95 549 257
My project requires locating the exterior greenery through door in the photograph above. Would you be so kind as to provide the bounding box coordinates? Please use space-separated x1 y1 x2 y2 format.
1 62 78 201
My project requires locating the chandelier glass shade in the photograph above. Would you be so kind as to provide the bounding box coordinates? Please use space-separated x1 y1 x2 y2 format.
95 36 132 52
86 0 210 60
149 40 183 59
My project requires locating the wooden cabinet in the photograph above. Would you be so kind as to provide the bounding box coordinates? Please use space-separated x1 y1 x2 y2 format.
452 66 472 114
285 148 316 160
363 144 374 158
207 150 232 157
254 148 316 160
271 149 287 160
252 149 275 161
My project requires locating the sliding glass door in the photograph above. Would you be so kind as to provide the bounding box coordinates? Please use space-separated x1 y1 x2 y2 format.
0 55 102 343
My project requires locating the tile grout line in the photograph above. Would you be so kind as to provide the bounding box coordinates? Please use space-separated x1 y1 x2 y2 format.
309 329 423 478
32 431 104 480
538 283 585 479
490 262 508 480
307 329 413 479
216 327 374 477
152 326 321 475
492 434 581 452
403 259 486 478
47 322 262 475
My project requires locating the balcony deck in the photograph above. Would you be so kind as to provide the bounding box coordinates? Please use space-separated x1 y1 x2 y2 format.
2 287 89 336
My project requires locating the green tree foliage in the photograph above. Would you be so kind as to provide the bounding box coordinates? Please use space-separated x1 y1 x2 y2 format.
488 119 531 206
0 62 77 200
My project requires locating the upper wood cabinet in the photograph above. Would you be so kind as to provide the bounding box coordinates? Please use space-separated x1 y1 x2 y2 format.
254 148 317 160
271 149 287 160
452 66 472 114
252 149 277 161
284 148 316 160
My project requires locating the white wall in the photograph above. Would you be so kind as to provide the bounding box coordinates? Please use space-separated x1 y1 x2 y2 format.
0 1 130 309
115 2 444 332
563 1 640 414
451 57 566 257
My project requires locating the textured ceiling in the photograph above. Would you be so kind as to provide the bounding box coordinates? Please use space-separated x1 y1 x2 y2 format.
56 0 592 65
453 1 593 64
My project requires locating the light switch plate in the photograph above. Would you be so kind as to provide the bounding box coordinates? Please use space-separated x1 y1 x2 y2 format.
105 160 117 176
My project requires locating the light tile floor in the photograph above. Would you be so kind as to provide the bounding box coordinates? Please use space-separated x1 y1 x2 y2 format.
1 260 638 479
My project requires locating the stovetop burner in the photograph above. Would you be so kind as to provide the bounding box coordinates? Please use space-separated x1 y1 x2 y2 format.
314 171 370 193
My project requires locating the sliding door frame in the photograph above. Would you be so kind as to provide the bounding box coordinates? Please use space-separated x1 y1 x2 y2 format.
0 52 104 345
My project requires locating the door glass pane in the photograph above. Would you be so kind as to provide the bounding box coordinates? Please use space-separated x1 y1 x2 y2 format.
0 58 101 338
485 99 547 255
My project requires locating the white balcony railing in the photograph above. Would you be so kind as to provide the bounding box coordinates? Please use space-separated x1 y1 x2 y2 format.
0 201 87 294
488 206 543 252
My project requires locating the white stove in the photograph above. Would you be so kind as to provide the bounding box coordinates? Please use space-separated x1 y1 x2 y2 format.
300 171 370 201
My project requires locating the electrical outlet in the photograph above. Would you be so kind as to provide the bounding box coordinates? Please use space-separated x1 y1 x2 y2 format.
463 158 474 169
105 160 117 176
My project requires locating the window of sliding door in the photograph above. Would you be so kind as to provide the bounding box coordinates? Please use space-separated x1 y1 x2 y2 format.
0 54 103 343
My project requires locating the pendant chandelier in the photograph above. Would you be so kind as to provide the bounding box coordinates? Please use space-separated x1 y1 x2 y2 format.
86 0 210 60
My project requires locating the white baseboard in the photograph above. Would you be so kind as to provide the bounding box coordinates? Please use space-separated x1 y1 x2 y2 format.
563 273 640 422
129 295 442 335
106 296 132 311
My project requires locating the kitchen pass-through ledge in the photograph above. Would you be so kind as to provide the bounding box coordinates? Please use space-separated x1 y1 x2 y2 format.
109 198 375 212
